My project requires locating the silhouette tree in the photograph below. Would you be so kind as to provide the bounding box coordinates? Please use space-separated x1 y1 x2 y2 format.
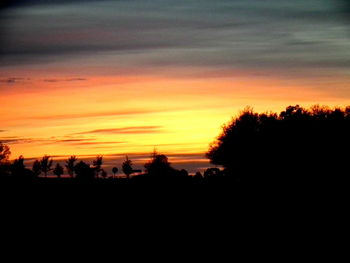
112 167 118 178
92 155 103 178
74 160 94 180
122 156 133 179
144 152 174 176
53 163 64 178
207 105 350 181
65 156 77 178
32 160 42 177
40 155 53 177
10 155 25 176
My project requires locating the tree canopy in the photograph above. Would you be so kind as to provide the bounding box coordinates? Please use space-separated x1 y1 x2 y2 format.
207 105 350 179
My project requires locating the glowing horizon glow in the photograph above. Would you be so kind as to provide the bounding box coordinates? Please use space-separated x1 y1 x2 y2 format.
1 0 350 171
2 70 349 161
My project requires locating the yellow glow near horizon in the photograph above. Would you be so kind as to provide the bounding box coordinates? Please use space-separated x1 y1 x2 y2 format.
1 69 350 160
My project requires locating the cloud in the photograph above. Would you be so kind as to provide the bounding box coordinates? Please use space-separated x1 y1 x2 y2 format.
75 126 163 135
0 77 30 83
67 141 125 145
43 78 86 82
23 109 169 121
1 0 348 75
0 136 125 145
55 139 125 145
0 137 38 144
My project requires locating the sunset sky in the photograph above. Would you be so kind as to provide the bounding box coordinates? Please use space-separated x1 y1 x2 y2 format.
1 0 350 172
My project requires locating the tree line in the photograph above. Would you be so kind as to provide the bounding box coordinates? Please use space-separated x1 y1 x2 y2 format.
0 147 197 180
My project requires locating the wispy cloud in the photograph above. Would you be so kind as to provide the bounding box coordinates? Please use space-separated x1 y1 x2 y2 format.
43 78 86 82
0 137 39 144
0 136 124 145
22 109 169 121
75 126 163 135
0 77 30 83
1 0 349 74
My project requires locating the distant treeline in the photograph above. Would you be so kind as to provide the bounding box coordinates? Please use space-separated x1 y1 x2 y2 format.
1 105 350 184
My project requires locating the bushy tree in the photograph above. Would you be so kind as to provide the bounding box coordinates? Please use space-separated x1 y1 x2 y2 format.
144 151 174 176
207 105 350 179
122 156 133 178
74 160 94 180
53 163 64 178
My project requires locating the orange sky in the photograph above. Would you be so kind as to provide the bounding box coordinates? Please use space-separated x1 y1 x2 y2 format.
1 1 350 171
1 67 349 162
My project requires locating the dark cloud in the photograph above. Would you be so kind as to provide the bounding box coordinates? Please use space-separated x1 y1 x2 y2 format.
43 78 86 82
0 77 29 83
1 0 108 9
75 126 163 135
0 137 37 144
0 0 348 73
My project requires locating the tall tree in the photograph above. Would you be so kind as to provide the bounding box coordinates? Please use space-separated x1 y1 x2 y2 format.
65 156 77 178
40 155 53 177
92 155 103 178
122 156 133 179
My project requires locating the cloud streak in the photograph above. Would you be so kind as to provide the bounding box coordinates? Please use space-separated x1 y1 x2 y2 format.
0 77 30 83
18 109 171 121
43 78 86 82
0 136 125 145
75 126 163 135
1 0 349 75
